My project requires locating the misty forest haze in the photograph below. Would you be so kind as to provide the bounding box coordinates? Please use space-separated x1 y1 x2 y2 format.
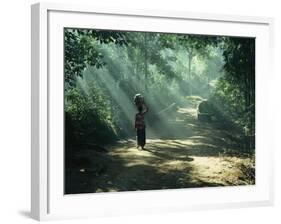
64 28 255 194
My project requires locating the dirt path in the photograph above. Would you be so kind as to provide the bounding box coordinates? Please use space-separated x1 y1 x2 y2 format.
65 107 255 194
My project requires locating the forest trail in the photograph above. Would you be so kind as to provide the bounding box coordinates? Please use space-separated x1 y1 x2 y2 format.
65 105 255 194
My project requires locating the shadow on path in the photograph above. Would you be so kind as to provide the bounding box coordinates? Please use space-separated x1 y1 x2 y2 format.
65 106 255 194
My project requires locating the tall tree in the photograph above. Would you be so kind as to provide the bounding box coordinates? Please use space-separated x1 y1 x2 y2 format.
222 37 255 133
64 28 128 85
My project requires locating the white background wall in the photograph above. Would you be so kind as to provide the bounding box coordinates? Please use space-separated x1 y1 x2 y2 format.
0 0 279 223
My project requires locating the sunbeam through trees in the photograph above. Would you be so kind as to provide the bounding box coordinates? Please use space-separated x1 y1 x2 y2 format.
64 28 255 194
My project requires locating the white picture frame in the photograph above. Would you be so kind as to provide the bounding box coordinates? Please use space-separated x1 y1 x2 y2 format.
31 2 274 221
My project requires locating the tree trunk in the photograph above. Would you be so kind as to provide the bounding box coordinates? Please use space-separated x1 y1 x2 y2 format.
144 32 148 91
207 72 210 94
188 50 193 95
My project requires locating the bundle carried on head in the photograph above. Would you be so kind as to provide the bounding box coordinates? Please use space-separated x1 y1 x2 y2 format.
134 93 144 106
134 93 145 112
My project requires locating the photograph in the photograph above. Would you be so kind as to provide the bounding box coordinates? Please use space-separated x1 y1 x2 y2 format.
64 28 255 194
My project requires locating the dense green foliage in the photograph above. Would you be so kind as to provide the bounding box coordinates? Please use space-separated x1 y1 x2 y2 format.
64 28 255 148
211 38 255 134
64 29 128 85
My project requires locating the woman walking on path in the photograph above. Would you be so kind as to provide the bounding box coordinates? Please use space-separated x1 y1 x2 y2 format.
134 94 149 150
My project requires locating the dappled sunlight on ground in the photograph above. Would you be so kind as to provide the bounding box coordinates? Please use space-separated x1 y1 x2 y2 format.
178 107 198 117
65 106 255 194
190 156 253 186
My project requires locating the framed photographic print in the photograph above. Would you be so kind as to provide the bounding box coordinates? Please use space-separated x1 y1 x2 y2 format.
31 2 274 221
